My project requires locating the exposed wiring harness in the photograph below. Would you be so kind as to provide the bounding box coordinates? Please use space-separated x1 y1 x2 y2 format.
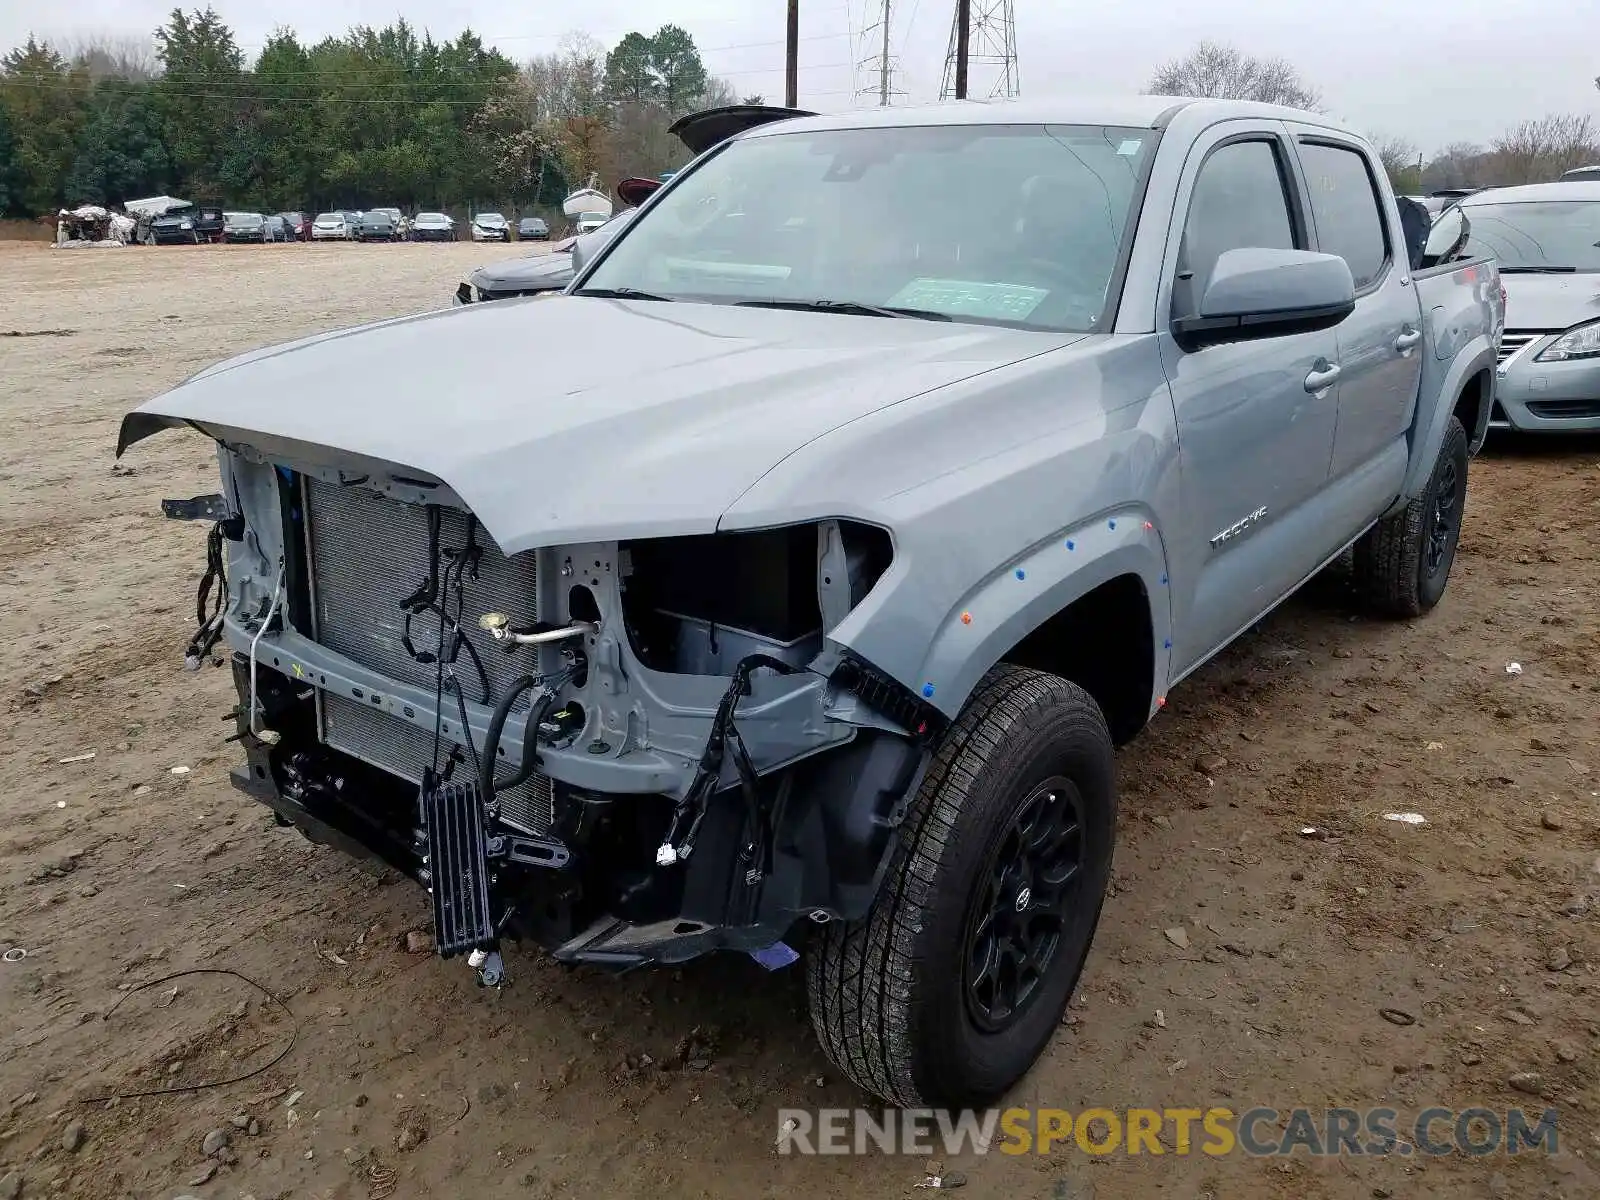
656 653 800 873
404 506 491 706
408 504 577 805
183 519 231 669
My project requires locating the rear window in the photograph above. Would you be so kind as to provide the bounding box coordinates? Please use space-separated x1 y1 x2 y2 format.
1298 141 1390 289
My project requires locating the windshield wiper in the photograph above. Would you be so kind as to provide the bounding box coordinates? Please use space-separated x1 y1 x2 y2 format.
573 287 676 301
1498 266 1577 274
735 298 951 321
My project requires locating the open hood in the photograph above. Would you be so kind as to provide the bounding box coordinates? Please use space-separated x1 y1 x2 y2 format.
666 104 816 156
118 298 1069 553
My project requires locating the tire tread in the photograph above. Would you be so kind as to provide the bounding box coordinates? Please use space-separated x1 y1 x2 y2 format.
1352 415 1468 618
807 665 1108 1106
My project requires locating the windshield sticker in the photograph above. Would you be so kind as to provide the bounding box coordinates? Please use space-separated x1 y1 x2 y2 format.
888 279 1049 320
1116 139 1144 157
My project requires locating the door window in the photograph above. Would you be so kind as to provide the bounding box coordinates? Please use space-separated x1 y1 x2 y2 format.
1299 142 1389 289
1176 139 1300 315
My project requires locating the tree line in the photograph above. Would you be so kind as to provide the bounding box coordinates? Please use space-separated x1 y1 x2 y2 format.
4 22 1594 221
0 8 752 219
1147 41 1600 193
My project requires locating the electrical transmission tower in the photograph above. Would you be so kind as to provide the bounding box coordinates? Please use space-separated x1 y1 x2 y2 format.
940 0 1020 100
854 0 905 106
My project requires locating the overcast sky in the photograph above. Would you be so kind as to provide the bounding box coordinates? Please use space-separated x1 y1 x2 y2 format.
5 0 1597 155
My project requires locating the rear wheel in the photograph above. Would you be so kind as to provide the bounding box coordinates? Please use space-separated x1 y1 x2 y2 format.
1352 415 1468 617
807 665 1115 1107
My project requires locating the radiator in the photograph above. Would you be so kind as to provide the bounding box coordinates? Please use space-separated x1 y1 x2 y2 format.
302 478 553 834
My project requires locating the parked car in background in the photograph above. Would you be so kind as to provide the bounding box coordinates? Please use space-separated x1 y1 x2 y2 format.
517 216 549 240
1560 165 1600 182
471 212 510 242
149 204 203 245
223 212 267 244
1460 181 1600 432
193 207 226 244
368 207 407 240
122 97 1503 1111
455 174 667 306
573 211 608 235
1428 188 1479 211
310 212 351 241
410 212 455 242
278 212 308 241
150 204 225 245
263 215 291 243
126 196 191 245
356 210 397 242
451 212 634 305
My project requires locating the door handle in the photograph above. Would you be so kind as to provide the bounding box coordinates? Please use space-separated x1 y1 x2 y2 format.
1394 327 1422 353
1303 362 1341 393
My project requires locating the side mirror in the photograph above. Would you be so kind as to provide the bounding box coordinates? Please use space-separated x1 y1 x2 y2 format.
1421 208 1469 269
1174 247 1356 348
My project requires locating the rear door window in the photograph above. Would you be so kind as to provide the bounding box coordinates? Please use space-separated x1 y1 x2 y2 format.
1298 142 1389 289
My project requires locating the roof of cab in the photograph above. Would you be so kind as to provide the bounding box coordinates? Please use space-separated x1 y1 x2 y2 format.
738 95 1342 139
1460 180 1600 204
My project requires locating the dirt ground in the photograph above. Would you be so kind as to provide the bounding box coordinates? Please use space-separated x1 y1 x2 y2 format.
1 239 1597 1200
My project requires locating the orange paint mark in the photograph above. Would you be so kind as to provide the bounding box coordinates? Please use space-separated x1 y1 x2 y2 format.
960 612 973 625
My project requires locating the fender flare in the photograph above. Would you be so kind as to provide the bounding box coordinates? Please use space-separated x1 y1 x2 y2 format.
1392 336 1495 511
910 506 1173 719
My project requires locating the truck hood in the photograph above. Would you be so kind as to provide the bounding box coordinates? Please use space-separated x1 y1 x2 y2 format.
119 298 1076 553
1501 272 1600 330
468 252 574 292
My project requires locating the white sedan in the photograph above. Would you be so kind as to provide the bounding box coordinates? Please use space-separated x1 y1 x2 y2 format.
310 212 350 241
470 212 510 242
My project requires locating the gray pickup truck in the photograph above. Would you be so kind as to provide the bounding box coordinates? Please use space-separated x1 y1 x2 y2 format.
119 97 1502 1109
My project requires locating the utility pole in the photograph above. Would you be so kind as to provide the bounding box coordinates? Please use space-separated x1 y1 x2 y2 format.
878 0 892 106
785 0 799 108
854 0 902 108
953 0 971 99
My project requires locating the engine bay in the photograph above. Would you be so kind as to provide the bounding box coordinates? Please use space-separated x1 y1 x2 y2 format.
185 448 916 977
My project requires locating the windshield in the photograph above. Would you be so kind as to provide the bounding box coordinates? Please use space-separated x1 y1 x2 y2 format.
580 122 1155 330
315 213 340 222
417 213 446 223
1459 200 1600 272
478 213 505 224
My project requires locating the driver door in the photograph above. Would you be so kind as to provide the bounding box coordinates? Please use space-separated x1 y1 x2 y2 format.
1158 124 1342 673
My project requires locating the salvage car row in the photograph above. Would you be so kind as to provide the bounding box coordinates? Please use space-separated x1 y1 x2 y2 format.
135 201 552 245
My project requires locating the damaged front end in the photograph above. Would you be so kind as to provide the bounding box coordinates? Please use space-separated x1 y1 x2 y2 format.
157 439 941 979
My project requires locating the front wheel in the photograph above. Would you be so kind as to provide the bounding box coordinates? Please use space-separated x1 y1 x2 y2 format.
1352 415 1469 617
807 665 1115 1107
